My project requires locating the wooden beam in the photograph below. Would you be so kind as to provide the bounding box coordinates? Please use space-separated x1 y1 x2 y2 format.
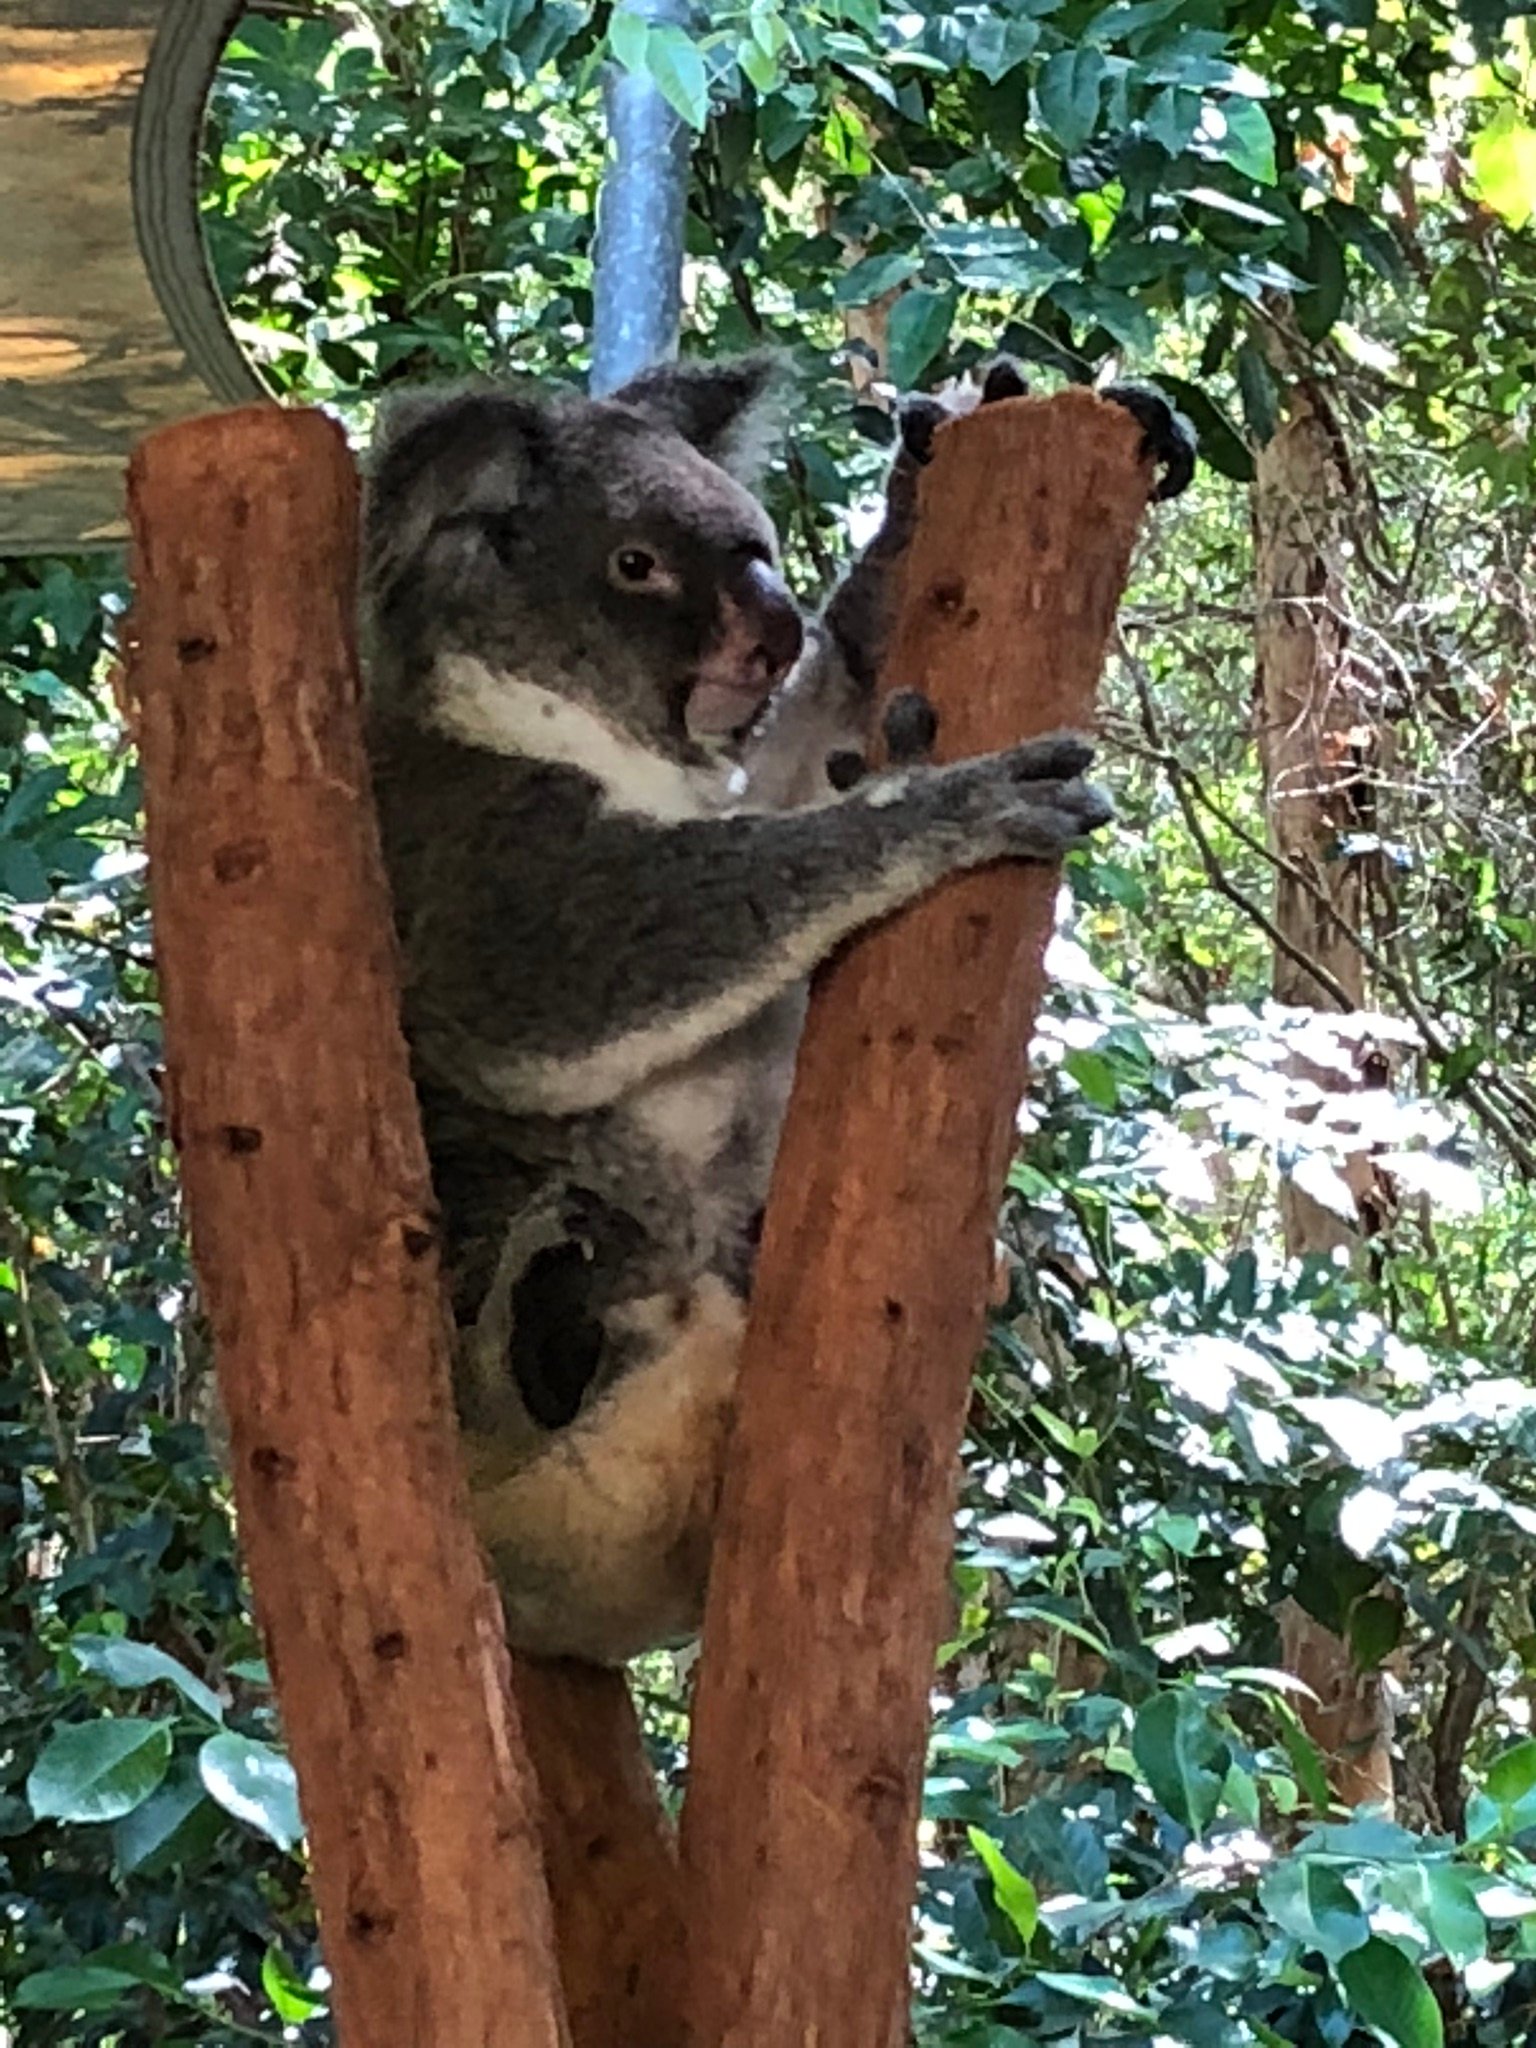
681 388 1156 2048
126 405 567 2048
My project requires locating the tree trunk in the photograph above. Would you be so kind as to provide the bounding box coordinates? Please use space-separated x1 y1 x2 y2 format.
127 406 568 2048
1253 356 1395 1812
682 390 1157 2048
511 1658 685 2048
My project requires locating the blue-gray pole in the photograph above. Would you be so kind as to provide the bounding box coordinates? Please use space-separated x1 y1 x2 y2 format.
589 0 695 395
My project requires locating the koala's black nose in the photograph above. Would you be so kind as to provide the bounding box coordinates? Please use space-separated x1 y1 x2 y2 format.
739 557 805 680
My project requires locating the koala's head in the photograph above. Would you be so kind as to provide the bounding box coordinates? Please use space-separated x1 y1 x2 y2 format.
362 355 805 754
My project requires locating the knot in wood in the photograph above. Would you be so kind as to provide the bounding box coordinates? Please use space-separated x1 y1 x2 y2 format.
211 838 268 885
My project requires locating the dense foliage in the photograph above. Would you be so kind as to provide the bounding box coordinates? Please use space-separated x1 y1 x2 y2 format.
6 2 1536 2042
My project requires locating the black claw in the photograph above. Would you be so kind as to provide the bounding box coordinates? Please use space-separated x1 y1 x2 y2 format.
1071 781 1116 834
981 356 1030 405
1102 381 1198 501
882 688 939 765
897 395 948 466
825 748 867 793
1010 733 1097 783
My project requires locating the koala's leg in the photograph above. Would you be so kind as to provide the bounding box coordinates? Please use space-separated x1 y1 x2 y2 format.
464 1278 744 1665
455 1188 571 1443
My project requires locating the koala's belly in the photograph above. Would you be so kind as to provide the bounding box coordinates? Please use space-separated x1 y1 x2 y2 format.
616 990 804 1278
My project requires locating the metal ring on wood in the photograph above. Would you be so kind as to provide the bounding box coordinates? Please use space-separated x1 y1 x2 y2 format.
133 0 269 406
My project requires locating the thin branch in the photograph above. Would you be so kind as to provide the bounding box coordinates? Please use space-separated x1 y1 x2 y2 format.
0 1210 97 1555
1122 636 1355 1009
1118 637 1536 1178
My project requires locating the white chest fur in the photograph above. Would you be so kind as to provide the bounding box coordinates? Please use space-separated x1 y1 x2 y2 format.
430 654 723 822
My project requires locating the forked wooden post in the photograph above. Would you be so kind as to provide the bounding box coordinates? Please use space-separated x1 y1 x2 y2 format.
126 407 568 2048
681 389 1158 2048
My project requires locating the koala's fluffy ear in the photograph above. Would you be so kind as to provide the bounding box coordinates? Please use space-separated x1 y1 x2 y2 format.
610 353 791 486
364 381 544 588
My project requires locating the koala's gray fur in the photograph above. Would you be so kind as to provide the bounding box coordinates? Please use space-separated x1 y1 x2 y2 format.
361 355 1112 1664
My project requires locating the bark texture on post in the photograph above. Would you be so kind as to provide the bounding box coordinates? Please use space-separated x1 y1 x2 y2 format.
681 389 1155 2048
127 406 567 2048
512 1657 685 2048
1253 354 1395 1813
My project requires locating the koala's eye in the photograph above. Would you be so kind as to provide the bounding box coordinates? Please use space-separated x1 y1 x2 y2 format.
610 546 658 587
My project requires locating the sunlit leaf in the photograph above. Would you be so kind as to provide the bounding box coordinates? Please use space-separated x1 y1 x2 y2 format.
968 1828 1039 1942
198 1733 303 1851
1470 105 1536 229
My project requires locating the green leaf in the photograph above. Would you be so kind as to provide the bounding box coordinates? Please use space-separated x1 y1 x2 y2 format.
1423 1864 1486 1970
1272 1696 1333 1815
1348 1594 1403 1671
967 16 1039 82
71 1634 225 1724
834 250 921 306
1295 216 1347 342
1036 47 1106 154
968 1827 1039 1942
262 1945 329 2023
1337 1938 1444 2048
198 1732 303 1851
886 286 956 389
1470 105 1536 229
113 1764 218 1876
28 1718 174 1823
1034 1972 1156 2019
1150 375 1254 482
644 23 710 129
1213 97 1276 183
1145 84 1200 156
1132 1689 1232 1836
13 1966 147 2013
1235 339 1280 445
1485 1738 1536 1806
1261 1857 1370 1961
607 6 650 73
1063 1047 1119 1109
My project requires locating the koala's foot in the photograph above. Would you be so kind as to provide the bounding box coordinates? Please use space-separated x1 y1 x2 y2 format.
1102 382 1198 501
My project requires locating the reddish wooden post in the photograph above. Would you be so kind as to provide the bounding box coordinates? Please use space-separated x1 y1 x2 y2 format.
127 406 568 2048
682 390 1157 2048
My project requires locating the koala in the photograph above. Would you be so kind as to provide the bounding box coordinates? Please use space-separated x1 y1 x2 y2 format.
362 353 1193 1664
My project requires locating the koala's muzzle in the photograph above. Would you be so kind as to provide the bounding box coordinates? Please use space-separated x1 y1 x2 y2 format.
687 557 805 738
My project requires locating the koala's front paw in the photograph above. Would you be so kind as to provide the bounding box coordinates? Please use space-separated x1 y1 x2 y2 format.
1101 382 1198 501
969 732 1113 860
999 773 1115 859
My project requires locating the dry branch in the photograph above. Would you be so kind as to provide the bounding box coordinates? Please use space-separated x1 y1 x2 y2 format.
127 406 567 2048
681 389 1157 2048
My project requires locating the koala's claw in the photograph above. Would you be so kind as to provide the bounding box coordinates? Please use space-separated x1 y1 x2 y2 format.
1005 731 1097 784
980 356 1030 405
825 748 867 793
897 395 948 466
1102 382 1198 501
882 688 939 765
1004 775 1115 859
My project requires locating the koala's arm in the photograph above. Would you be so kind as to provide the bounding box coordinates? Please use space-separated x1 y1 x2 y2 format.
411 735 1107 1119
